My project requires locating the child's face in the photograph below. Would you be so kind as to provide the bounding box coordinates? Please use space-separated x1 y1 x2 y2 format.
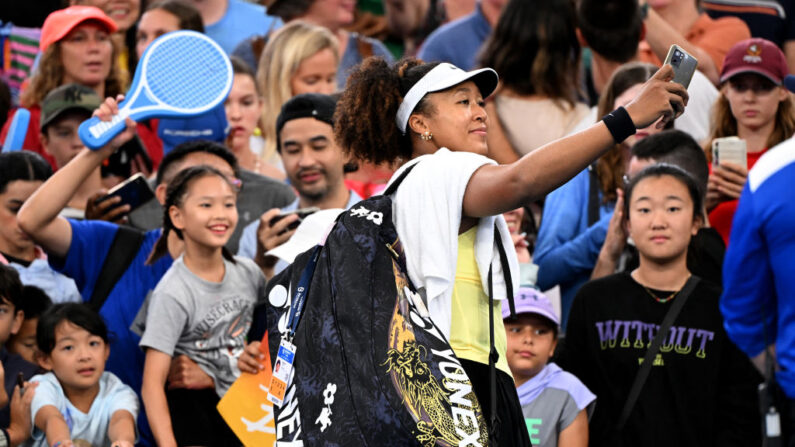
170 175 239 250
504 314 557 382
0 297 23 346
39 321 109 392
626 175 699 264
8 317 38 364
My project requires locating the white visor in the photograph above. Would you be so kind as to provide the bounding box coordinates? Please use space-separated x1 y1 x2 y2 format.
395 62 499 134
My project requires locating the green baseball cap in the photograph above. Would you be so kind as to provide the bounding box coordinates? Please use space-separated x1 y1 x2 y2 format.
40 84 101 131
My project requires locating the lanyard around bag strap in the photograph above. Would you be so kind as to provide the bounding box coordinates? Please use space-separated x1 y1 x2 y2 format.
616 275 701 432
285 245 321 341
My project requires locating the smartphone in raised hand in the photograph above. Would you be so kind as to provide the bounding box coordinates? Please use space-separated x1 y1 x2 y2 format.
663 44 698 89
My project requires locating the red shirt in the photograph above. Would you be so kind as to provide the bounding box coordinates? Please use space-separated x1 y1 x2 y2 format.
708 149 766 245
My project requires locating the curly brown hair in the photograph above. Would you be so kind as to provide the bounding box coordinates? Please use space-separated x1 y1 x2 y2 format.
334 57 438 165
20 40 121 108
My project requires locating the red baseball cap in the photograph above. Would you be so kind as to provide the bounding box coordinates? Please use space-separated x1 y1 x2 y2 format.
39 6 118 52
720 38 788 85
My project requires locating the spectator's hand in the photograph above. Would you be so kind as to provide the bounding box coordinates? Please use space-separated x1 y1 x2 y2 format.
712 161 748 200
93 95 137 156
238 341 265 375
255 208 298 270
511 233 531 263
84 191 130 223
706 176 723 211
602 189 627 261
167 355 214 390
624 64 688 130
8 381 38 445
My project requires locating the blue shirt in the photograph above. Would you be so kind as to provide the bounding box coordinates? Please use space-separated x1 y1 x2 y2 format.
721 137 795 399
49 220 172 445
338 33 394 89
533 168 613 329
417 4 491 70
205 0 282 54
29 372 139 447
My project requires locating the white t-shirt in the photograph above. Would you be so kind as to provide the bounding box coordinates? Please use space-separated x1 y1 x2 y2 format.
28 371 139 446
387 148 519 338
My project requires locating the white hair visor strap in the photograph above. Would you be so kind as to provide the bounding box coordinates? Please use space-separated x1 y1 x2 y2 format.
395 63 499 134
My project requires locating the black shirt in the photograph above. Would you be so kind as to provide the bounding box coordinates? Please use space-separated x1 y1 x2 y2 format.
556 272 761 447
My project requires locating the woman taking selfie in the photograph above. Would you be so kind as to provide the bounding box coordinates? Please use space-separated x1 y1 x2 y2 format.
557 164 760 446
334 57 687 445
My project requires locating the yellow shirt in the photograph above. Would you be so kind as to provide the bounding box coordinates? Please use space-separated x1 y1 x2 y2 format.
449 227 511 376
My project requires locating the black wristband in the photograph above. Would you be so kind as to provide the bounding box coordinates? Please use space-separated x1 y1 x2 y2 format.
602 106 636 144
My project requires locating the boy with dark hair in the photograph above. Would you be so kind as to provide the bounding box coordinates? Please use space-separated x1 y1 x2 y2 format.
0 266 40 428
592 130 724 284
8 286 53 365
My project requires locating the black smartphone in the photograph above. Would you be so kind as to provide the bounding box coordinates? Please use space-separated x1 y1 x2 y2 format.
269 207 320 232
94 173 155 213
101 135 153 179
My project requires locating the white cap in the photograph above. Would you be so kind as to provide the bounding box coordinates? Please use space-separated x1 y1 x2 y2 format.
266 208 344 263
395 62 499 134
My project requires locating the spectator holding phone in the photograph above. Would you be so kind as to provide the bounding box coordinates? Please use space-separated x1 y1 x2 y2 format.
238 93 362 279
705 38 795 245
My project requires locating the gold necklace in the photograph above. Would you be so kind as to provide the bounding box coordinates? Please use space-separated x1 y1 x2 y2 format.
642 286 678 303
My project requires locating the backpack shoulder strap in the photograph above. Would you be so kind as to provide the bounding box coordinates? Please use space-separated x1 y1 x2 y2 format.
383 163 419 196
616 275 701 431
88 226 146 312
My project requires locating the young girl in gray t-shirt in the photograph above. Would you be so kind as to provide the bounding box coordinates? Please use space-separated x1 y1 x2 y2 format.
139 165 266 447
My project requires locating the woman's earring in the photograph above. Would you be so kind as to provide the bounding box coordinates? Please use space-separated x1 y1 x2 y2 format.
421 131 433 141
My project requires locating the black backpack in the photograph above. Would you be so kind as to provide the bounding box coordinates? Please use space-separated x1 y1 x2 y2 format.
250 166 515 446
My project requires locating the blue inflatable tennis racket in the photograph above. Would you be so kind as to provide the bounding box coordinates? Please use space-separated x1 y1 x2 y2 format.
2 108 30 152
78 30 232 150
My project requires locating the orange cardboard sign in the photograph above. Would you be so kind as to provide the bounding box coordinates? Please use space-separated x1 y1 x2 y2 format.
217 333 276 447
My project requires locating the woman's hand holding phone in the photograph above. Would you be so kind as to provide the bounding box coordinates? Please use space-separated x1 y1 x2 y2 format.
624 65 689 130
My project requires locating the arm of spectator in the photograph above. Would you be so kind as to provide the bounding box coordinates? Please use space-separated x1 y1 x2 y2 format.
642 7 721 84
17 96 137 258
84 191 130 223
107 409 136 447
558 409 589 447
142 349 178 447
484 99 520 164
34 405 71 447
254 209 299 279
592 189 625 279
720 185 776 359
167 355 214 390
7 382 37 447
462 65 687 217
